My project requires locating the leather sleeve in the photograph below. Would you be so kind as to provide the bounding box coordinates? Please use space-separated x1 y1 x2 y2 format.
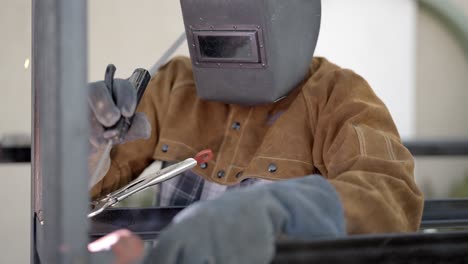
305 67 424 234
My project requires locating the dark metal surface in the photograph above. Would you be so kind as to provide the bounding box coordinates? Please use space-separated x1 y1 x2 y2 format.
32 0 89 262
404 140 468 156
0 146 30 163
273 232 468 263
421 199 468 228
90 207 184 240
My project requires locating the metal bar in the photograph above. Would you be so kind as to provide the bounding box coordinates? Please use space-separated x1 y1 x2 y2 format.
90 207 183 241
149 32 187 77
273 232 468 263
423 199 468 220
421 220 468 229
32 0 89 263
404 140 468 156
421 199 468 228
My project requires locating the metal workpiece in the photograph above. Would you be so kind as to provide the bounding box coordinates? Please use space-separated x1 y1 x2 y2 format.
273 232 468 264
89 207 184 241
32 0 89 263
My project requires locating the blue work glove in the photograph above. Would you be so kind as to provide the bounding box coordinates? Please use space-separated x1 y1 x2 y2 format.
144 175 346 264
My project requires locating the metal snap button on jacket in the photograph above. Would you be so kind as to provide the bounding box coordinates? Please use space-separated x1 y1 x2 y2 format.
217 170 226 178
231 122 241 130
235 171 243 178
268 163 277 173
161 144 169 153
200 162 208 169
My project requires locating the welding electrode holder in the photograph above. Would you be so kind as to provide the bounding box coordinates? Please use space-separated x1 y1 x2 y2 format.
103 64 151 144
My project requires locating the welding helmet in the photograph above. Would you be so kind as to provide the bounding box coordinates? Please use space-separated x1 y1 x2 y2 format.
180 0 321 105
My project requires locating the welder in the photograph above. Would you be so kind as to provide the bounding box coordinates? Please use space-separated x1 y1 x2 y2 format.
87 0 424 263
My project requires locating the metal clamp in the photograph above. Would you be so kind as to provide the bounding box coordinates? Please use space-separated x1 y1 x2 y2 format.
88 149 213 218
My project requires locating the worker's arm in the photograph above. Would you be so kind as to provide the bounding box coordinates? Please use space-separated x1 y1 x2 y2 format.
307 67 424 233
88 58 191 199
145 175 345 264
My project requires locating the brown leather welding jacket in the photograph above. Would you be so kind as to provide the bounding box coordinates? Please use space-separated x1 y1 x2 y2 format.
91 56 424 235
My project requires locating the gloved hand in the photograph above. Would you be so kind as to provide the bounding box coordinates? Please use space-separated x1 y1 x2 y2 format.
88 65 151 186
144 175 346 264
88 64 151 146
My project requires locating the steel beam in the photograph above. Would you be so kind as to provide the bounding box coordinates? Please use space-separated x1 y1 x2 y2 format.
32 0 89 263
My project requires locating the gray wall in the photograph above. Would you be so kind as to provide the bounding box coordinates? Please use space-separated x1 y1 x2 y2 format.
0 1 31 263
